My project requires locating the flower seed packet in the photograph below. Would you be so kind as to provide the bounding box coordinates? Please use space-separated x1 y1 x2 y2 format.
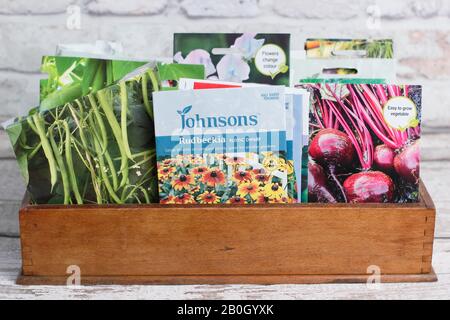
153 86 290 204
174 33 290 86
176 78 309 203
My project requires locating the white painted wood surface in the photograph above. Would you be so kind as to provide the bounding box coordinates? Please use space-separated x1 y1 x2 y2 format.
0 237 449 300
0 129 449 299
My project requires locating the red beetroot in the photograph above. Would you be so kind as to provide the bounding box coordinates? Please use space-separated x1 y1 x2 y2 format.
343 171 394 203
394 141 420 183
309 129 355 169
308 160 337 203
374 144 395 173
309 129 355 201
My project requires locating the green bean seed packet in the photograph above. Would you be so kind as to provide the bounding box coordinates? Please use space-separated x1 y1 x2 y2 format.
7 63 205 205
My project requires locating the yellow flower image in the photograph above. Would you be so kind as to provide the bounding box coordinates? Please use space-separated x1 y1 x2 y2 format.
284 159 294 175
272 196 290 204
173 193 196 204
262 154 282 172
233 170 254 184
191 166 208 176
197 191 220 204
252 168 270 185
160 195 175 204
171 174 195 191
237 182 261 200
227 196 247 204
224 155 245 166
158 166 175 179
175 154 185 164
157 151 291 205
263 182 286 200
185 154 205 165
256 194 270 204
201 169 226 187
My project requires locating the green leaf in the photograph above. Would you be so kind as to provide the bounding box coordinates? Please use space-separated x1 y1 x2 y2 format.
40 82 82 111
157 63 205 89
81 59 101 96
53 56 79 76
91 61 106 93
16 152 29 185
5 121 22 146
112 60 147 82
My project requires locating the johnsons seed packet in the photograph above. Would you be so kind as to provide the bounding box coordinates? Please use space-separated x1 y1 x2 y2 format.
153 87 290 204
177 78 310 203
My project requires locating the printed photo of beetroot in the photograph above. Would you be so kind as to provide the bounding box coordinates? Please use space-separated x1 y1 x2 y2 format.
306 83 422 203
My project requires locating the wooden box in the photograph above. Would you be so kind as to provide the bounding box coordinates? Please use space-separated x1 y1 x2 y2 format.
16 181 436 285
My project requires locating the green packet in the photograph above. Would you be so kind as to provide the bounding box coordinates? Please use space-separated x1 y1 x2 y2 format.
6 63 204 205
39 56 148 111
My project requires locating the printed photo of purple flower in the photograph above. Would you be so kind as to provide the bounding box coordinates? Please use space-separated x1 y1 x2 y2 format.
231 33 265 60
216 54 250 82
174 49 216 77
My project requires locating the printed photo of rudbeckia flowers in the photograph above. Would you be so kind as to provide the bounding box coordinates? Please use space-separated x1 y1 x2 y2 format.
157 152 291 204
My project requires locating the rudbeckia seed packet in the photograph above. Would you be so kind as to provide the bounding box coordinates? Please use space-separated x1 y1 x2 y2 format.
174 33 290 86
153 86 290 204
176 78 310 203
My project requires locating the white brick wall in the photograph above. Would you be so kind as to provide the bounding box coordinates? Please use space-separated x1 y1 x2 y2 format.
0 0 449 128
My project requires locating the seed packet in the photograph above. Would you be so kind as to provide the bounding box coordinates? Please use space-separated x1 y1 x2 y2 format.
177 78 309 203
174 33 290 86
6 68 157 205
5 64 205 205
306 83 422 203
285 88 310 203
291 39 396 85
153 86 290 204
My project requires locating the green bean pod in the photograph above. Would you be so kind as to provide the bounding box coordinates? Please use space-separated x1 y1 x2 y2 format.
63 121 83 204
48 124 71 204
32 113 58 190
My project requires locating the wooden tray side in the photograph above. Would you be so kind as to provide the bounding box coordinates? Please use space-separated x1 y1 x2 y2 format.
17 181 436 285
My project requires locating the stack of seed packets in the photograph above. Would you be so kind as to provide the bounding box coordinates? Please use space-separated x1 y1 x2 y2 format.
153 86 292 204
178 79 309 202
153 79 310 204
